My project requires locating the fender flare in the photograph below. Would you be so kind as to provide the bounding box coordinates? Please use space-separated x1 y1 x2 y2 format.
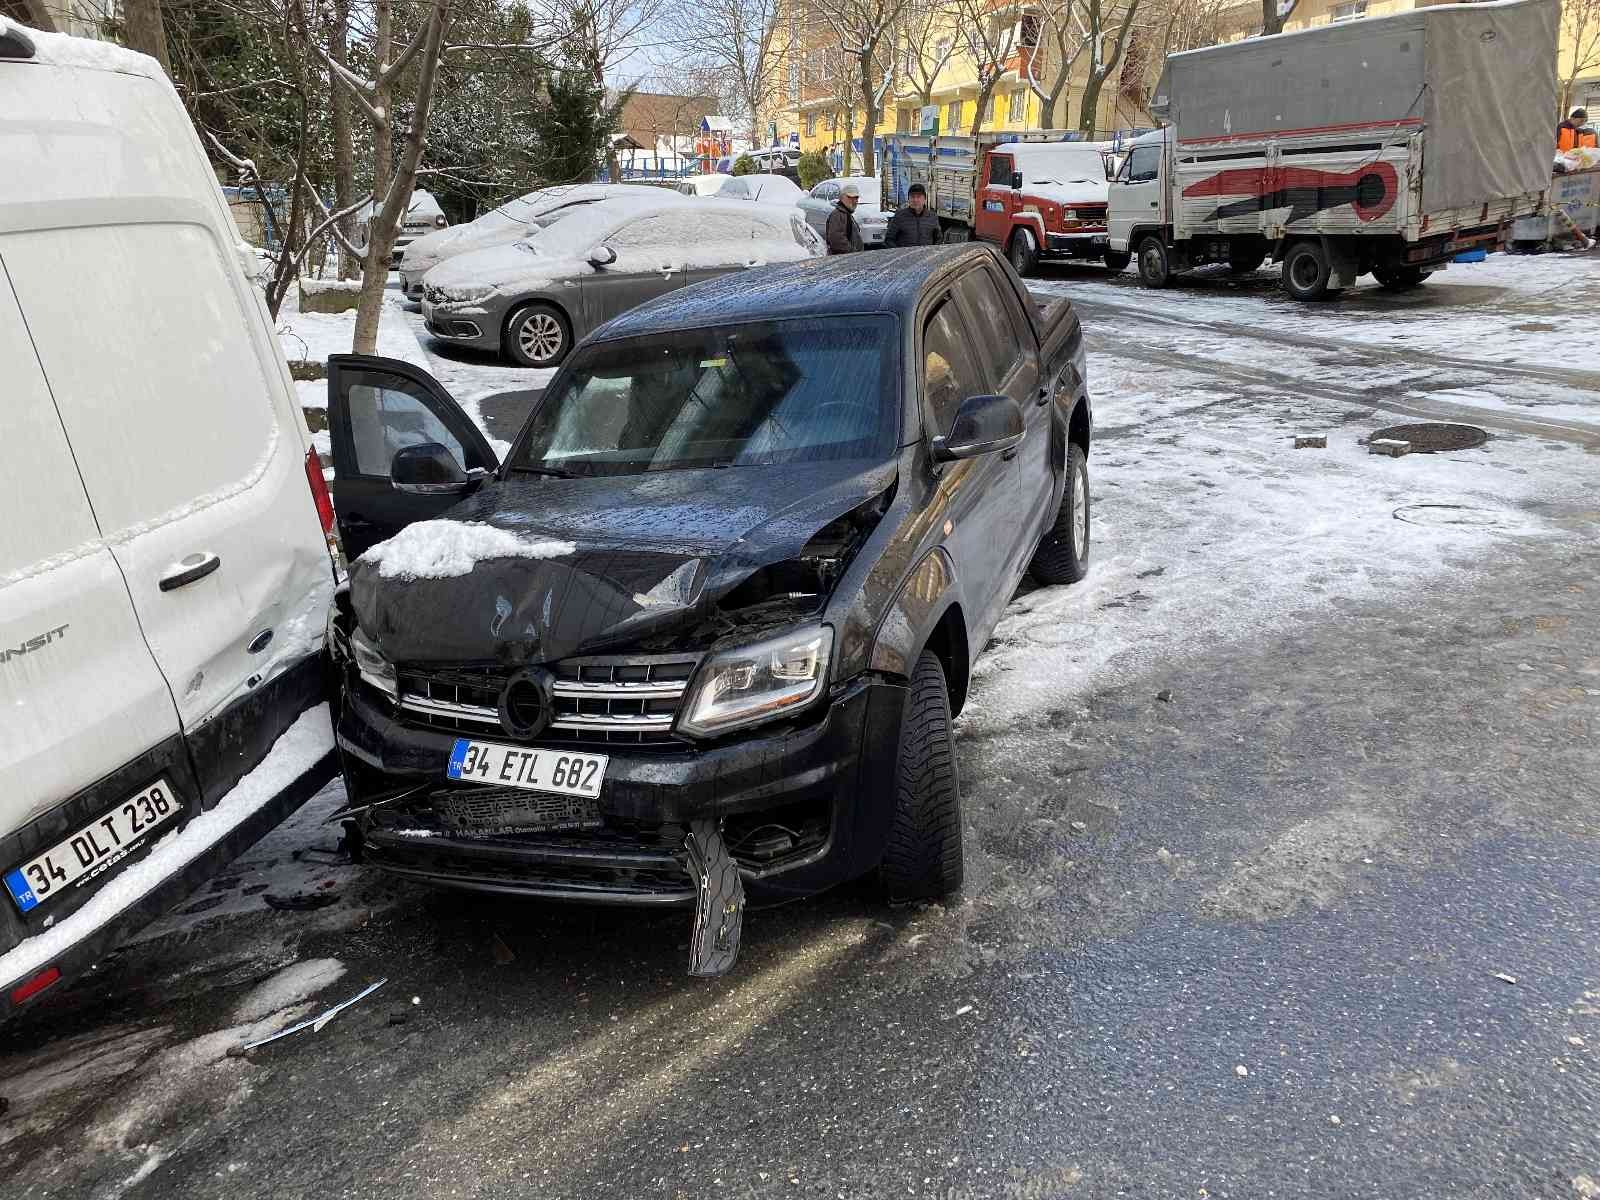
868 546 962 686
1011 212 1047 249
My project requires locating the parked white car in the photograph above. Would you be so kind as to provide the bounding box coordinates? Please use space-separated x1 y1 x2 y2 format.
718 173 805 207
420 199 825 366
398 184 682 299
798 176 890 247
676 173 737 198
0 22 339 1020
353 189 448 268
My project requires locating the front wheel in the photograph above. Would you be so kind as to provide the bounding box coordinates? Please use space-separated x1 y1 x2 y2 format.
504 302 571 368
1372 265 1432 291
1104 250 1132 272
1008 228 1039 277
881 652 963 902
1029 442 1090 585
1137 236 1172 288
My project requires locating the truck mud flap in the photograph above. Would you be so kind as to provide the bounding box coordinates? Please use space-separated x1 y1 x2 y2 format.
684 818 744 978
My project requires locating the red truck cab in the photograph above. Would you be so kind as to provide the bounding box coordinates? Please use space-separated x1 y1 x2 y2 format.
974 141 1122 276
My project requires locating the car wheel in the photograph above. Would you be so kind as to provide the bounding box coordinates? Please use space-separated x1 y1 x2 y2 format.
1282 240 1337 301
880 651 963 902
1136 236 1171 288
1009 227 1039 276
1372 265 1432 291
1029 442 1090 585
1103 250 1132 272
504 302 571 368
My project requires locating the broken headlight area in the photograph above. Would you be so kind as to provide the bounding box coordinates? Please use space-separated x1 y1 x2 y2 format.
350 625 398 702
676 625 832 738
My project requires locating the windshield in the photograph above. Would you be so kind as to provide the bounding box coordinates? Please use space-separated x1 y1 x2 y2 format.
515 205 619 255
508 316 898 477
1017 147 1107 185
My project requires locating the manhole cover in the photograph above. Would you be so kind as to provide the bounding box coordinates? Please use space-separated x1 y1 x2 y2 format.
1369 422 1488 452
1393 504 1504 529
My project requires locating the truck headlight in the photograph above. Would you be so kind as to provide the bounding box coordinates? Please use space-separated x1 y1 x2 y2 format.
678 626 833 738
351 626 398 701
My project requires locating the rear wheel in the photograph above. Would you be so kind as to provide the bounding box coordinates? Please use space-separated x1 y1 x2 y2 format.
1104 250 1132 272
1029 442 1090 585
1137 236 1172 288
1282 240 1337 301
1373 265 1433 291
1008 228 1039 276
504 302 571 368
881 652 963 902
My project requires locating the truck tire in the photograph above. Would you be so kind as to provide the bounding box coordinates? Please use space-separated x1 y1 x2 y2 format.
1137 236 1172 288
1008 228 1039 276
881 652 963 902
1373 265 1433 291
1029 442 1090 585
504 302 571 368
1104 250 1132 272
1282 240 1337 301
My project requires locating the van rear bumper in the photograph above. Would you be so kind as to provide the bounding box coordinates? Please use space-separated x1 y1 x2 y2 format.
0 658 337 1022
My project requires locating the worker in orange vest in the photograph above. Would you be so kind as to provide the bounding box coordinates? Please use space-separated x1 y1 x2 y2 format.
1557 108 1598 150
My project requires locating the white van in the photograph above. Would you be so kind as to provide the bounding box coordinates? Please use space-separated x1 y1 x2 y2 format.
0 22 339 1018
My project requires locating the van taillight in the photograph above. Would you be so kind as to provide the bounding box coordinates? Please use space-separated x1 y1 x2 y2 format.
11 965 60 1005
305 446 335 536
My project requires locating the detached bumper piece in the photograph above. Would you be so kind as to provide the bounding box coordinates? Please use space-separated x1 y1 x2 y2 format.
684 818 743 978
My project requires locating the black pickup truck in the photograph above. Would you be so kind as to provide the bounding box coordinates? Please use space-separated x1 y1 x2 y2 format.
323 244 1091 975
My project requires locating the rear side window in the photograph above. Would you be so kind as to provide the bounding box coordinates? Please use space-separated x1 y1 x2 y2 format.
922 299 985 436
0 266 102 577
3 224 276 536
954 266 1026 387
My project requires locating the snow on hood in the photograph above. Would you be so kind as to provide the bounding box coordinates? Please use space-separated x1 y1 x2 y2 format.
359 520 576 580
349 459 896 664
421 239 589 300
1023 180 1110 206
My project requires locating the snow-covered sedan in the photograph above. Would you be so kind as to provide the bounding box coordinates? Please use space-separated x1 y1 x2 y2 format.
716 173 805 207
419 199 826 367
798 177 889 248
398 184 681 300
676 173 736 198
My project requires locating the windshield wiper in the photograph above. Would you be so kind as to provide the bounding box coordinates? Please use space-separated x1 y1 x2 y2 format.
510 464 575 478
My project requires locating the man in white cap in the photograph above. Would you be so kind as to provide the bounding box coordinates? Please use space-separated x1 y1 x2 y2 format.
825 180 865 255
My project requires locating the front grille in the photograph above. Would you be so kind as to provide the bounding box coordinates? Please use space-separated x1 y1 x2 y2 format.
394 653 700 747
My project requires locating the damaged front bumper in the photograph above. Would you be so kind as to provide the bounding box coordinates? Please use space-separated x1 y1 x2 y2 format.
336 671 905 967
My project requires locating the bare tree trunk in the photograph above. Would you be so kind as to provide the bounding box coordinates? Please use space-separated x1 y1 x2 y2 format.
843 107 855 175
122 0 172 72
859 58 877 175
353 0 451 354
266 91 313 319
1261 0 1291 36
1078 77 1104 135
331 0 357 280
1039 93 1057 127
21 0 57 32
971 82 998 138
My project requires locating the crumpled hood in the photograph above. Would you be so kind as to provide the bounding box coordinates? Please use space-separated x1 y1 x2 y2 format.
1024 180 1110 207
422 241 589 297
350 459 896 664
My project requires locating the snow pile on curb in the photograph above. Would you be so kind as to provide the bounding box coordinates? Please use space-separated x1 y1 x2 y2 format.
0 705 335 988
360 520 575 579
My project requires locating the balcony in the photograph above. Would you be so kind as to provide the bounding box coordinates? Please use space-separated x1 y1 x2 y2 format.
1003 45 1038 78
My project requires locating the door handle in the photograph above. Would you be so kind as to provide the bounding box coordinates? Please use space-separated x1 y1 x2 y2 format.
1001 447 1020 461
1149 201 1158 207
159 552 221 592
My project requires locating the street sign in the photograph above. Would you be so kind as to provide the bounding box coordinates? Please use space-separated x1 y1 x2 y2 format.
920 104 939 136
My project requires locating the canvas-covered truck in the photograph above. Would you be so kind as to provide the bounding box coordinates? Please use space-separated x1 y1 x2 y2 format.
1107 0 1559 300
883 133 1120 274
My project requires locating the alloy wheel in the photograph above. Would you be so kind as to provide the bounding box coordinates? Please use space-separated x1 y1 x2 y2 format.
519 312 564 363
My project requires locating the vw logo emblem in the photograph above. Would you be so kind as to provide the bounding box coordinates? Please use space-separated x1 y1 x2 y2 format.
499 667 555 739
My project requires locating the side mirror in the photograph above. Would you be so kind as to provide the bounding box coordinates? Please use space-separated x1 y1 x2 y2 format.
931 394 1025 462
588 244 617 267
1010 171 1023 190
391 442 480 495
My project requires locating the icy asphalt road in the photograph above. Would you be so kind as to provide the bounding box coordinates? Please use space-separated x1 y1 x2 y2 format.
4 256 1600 1199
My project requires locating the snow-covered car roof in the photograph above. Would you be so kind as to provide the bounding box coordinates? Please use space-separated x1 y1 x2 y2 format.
3 17 164 77
678 174 736 197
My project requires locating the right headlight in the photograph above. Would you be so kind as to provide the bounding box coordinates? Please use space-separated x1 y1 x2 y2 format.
677 625 833 739
350 625 398 701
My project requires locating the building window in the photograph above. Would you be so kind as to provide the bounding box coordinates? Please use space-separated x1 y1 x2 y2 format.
1330 1 1367 19
947 99 962 131
897 106 913 132
1008 90 1026 124
935 36 952 64
1019 13 1039 46
788 61 800 104
805 111 817 137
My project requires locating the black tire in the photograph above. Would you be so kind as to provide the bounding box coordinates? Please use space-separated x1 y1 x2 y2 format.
1282 240 1337 301
881 652 963 902
1372 265 1433 291
1136 236 1171 288
1104 250 1132 272
1008 228 1039 277
504 302 571 368
1029 442 1090 585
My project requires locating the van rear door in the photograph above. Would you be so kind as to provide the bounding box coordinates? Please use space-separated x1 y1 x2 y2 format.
0 265 184 925
2 223 334 805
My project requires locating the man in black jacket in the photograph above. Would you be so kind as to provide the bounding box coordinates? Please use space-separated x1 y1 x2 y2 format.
884 183 942 247
824 182 865 254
